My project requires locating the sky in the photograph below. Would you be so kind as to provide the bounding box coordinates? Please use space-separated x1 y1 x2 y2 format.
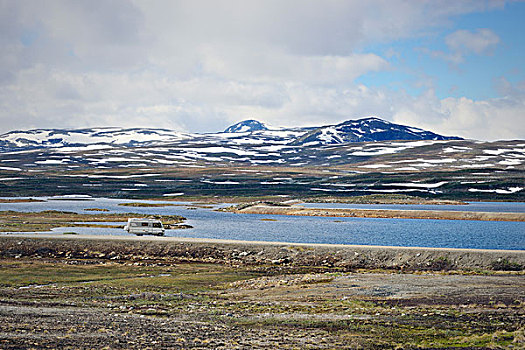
1 0 524 140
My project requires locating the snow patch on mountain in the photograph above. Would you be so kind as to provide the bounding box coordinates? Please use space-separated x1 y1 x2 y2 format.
292 117 461 145
0 128 191 149
0 117 463 153
223 119 269 133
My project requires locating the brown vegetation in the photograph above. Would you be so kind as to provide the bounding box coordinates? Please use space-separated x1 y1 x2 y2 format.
0 236 523 349
237 204 525 222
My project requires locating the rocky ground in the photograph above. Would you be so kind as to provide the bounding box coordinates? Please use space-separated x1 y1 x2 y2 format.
0 236 524 349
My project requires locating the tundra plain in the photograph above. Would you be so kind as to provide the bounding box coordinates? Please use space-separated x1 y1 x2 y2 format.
0 235 523 349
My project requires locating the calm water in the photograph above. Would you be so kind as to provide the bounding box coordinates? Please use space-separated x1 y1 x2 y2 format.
1 197 524 250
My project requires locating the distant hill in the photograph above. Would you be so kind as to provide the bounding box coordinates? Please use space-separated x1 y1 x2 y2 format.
0 117 462 151
0 127 190 150
292 117 462 145
223 119 269 133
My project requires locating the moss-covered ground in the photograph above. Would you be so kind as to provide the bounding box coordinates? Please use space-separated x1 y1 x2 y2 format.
0 257 523 349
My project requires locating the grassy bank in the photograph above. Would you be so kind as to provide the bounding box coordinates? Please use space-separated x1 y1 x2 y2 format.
0 210 186 232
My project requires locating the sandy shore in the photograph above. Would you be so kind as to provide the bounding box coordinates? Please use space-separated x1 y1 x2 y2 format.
237 204 525 222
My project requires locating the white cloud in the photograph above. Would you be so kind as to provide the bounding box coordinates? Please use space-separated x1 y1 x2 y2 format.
0 0 522 141
445 28 500 64
446 29 500 55
393 88 525 141
426 28 500 64
198 46 388 84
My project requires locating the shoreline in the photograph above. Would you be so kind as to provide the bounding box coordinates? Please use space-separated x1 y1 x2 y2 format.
2 233 524 254
235 204 525 222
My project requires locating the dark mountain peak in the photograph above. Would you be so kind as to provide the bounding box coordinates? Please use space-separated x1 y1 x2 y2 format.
341 116 386 123
292 116 462 145
223 119 268 133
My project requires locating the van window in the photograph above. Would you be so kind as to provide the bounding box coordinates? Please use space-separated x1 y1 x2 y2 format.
152 223 162 228
141 222 149 227
131 222 139 227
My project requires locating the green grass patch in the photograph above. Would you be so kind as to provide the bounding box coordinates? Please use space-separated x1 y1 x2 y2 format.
0 260 257 293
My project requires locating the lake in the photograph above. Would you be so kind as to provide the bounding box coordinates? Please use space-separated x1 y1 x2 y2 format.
1 197 524 250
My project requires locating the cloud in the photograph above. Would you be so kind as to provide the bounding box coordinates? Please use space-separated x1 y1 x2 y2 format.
198 46 389 84
426 28 500 64
0 0 521 140
392 87 525 141
446 29 500 55
2 59 523 140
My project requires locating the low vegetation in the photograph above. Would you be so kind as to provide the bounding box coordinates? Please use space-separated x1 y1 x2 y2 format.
0 163 523 202
0 255 523 349
303 193 466 205
234 204 525 222
491 258 523 271
0 210 186 232
0 198 45 203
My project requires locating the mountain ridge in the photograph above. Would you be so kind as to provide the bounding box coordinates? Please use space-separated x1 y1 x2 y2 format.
292 117 462 145
0 117 462 151
0 117 522 201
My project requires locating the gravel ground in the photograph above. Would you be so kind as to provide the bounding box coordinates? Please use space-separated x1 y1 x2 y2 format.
0 236 524 349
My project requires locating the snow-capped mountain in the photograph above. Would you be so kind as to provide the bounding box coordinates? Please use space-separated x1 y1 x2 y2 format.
292 117 462 145
0 117 522 200
0 117 462 151
0 127 191 150
223 119 269 133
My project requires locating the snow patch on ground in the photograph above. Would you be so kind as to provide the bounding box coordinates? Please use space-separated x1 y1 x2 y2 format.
350 147 406 156
358 164 391 169
499 159 522 166
383 181 448 188
396 167 419 171
468 187 523 194
0 177 23 181
443 146 472 153
201 180 240 185
483 149 511 155
0 166 22 171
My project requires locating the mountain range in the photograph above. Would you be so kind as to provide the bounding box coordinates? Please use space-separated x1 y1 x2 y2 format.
0 117 461 150
0 117 522 200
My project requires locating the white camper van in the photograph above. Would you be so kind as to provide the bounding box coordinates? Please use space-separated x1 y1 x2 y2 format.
124 218 165 236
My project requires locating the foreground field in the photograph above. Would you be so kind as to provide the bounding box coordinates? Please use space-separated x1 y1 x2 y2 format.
0 236 523 349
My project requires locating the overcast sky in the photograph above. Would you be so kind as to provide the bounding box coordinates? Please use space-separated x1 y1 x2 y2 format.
1 0 524 140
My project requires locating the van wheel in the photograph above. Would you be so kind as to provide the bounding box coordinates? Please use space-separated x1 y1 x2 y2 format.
136 234 143 236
